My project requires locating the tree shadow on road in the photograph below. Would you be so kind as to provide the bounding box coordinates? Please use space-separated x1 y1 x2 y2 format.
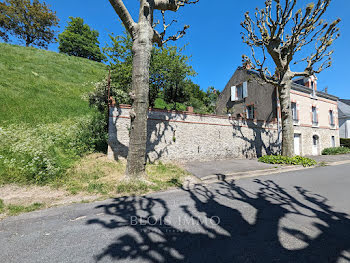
87 179 350 262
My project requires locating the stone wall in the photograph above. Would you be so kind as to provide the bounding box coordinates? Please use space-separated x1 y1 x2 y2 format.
108 106 281 163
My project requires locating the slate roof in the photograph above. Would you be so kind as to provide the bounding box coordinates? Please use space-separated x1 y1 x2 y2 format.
340 99 350 106
338 100 350 118
240 67 338 102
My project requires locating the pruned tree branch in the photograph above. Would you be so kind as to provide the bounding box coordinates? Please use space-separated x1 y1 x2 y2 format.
109 0 136 37
153 9 190 46
154 0 199 11
241 0 340 83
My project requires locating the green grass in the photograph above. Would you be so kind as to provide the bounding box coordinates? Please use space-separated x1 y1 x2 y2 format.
52 154 189 197
7 203 44 216
322 147 350 155
0 199 44 216
0 43 106 126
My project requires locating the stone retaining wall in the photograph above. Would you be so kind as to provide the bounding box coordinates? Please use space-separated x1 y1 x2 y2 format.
108 106 281 162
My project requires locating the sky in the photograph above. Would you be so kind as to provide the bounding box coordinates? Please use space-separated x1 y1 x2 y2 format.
32 0 350 98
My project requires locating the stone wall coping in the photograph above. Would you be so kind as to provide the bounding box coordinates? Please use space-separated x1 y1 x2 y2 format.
117 104 278 125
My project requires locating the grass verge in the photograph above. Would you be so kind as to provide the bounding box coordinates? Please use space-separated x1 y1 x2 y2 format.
0 154 193 218
53 154 190 197
322 147 350 155
0 199 44 216
258 155 317 167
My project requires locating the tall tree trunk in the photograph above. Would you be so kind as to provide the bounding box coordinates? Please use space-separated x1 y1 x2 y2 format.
278 81 294 157
125 18 153 178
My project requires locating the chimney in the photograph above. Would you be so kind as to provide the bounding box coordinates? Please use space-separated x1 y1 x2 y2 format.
304 75 317 90
186 106 194 113
243 61 251 70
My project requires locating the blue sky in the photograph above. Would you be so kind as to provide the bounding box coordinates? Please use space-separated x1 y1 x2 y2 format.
41 0 350 98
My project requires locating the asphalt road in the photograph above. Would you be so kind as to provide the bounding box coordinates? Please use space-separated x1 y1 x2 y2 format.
1 164 350 263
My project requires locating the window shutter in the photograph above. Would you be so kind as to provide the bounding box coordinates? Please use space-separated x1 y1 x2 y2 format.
231 86 237 101
243 82 248 98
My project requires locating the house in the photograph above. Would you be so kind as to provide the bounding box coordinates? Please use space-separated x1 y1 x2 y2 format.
338 99 350 138
216 67 339 156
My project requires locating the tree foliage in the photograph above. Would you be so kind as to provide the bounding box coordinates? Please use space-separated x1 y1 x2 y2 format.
90 32 219 116
0 0 59 48
241 0 340 156
58 17 106 62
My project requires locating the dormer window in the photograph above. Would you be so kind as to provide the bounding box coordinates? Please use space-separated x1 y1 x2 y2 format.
304 75 317 98
311 81 317 98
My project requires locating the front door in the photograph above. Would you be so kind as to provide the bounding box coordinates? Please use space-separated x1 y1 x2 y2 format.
294 134 300 155
312 135 319 155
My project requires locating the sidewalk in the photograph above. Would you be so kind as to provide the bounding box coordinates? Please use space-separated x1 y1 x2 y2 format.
184 154 350 183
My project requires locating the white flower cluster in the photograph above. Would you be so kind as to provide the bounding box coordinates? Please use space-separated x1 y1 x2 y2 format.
0 115 104 184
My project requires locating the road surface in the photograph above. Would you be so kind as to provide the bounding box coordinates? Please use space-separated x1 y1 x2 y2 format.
1 164 350 263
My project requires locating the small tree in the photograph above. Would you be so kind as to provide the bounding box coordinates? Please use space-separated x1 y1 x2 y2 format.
108 0 199 178
0 2 9 42
0 0 59 48
241 0 340 157
58 17 106 62
101 32 195 109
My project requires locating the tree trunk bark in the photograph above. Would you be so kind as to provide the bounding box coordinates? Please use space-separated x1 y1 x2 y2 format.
125 20 153 178
278 81 294 157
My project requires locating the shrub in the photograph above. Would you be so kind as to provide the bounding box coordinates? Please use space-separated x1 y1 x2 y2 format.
0 112 107 185
258 155 317 167
340 138 350 148
322 147 350 155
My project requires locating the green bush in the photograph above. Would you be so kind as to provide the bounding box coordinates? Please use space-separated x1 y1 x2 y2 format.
0 113 107 185
322 147 350 155
258 155 317 167
340 138 350 148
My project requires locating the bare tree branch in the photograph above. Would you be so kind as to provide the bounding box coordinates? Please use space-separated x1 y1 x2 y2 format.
153 10 190 46
154 0 199 11
109 0 136 37
240 0 340 157
241 0 340 80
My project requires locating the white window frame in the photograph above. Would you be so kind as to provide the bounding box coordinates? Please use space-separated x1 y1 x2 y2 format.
312 106 318 125
329 110 335 126
291 102 298 121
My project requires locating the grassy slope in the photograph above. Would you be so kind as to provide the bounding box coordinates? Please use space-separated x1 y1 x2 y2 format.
0 43 106 126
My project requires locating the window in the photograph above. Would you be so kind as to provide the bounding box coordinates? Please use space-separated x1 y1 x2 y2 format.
230 82 248 101
331 136 336 147
312 106 318 125
291 102 298 122
329 110 335 127
236 84 243 100
246 105 255 119
311 81 316 97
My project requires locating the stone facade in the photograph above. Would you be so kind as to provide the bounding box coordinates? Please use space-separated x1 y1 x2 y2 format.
216 68 278 122
291 88 340 155
216 67 340 156
108 106 280 163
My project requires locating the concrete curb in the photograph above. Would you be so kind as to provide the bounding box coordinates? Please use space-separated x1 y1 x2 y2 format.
200 159 350 184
